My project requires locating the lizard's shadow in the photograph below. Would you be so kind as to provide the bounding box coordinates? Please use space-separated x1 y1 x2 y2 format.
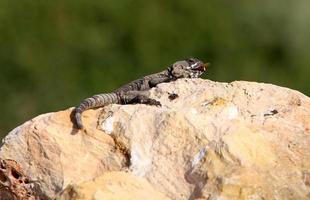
69 109 79 135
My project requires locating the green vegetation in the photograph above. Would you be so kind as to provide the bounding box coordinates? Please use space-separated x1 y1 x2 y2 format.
0 0 309 138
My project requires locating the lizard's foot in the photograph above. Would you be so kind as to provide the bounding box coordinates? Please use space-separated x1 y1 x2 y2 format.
141 98 162 107
123 92 162 107
149 99 162 107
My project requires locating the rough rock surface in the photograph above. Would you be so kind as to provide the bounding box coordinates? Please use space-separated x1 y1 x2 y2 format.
0 79 310 199
0 158 42 200
57 171 170 200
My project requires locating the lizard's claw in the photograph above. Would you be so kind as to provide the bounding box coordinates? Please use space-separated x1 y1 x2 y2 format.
141 98 162 107
148 99 162 107
152 100 162 107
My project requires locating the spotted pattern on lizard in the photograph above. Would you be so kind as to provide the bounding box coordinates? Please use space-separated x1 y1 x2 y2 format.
74 58 208 129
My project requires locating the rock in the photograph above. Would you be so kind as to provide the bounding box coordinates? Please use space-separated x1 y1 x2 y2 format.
0 110 128 199
0 79 310 199
0 158 42 200
57 171 170 200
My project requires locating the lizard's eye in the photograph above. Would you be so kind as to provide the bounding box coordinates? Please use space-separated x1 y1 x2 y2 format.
188 58 195 64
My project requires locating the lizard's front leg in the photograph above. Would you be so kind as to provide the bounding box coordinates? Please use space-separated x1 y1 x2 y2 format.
120 91 161 106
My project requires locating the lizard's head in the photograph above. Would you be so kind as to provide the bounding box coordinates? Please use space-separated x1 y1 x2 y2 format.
169 58 208 79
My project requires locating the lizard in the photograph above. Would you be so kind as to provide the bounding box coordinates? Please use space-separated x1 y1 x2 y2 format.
74 58 208 129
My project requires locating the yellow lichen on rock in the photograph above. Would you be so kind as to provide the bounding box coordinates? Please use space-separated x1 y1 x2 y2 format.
223 125 277 168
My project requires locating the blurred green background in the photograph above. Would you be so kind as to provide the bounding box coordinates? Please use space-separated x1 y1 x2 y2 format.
0 0 309 138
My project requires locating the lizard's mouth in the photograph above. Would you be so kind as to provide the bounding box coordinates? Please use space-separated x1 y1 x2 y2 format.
192 62 208 72
190 62 208 78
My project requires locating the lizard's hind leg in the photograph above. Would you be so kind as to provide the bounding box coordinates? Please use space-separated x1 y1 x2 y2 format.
121 91 161 106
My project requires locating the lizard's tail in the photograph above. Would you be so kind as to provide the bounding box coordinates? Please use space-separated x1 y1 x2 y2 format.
74 93 120 129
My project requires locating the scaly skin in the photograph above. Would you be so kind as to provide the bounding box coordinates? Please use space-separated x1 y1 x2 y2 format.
74 58 208 129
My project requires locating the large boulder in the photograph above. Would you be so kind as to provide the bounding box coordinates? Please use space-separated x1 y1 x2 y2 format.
1 79 310 199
